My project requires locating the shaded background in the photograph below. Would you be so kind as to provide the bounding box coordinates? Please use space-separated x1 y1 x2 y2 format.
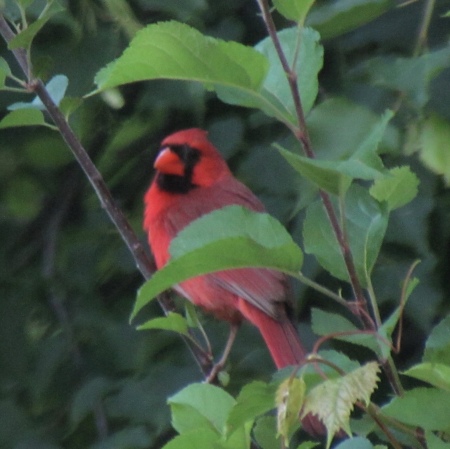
1 0 450 447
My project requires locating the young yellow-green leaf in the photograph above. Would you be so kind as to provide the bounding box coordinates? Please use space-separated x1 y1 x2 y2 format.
137 312 189 336
276 377 305 446
273 0 316 23
132 206 303 321
302 362 380 449
382 387 450 430
370 166 419 210
403 363 450 392
419 114 450 185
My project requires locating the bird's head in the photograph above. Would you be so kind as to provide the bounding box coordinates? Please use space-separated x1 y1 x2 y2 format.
154 128 231 193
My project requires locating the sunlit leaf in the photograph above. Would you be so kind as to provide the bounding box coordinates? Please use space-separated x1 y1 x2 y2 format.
302 362 380 448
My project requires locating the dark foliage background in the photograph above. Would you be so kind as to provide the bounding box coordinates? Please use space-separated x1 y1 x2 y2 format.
1 0 450 448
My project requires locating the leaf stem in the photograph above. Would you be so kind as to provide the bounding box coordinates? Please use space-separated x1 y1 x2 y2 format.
413 0 435 57
297 271 349 308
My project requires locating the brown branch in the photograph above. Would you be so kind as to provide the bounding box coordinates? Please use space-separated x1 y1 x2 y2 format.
0 13 213 379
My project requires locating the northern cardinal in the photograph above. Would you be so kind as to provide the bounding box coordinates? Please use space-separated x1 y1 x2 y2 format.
143 128 324 436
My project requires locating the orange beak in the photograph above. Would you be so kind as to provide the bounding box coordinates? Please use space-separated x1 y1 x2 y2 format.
154 147 184 176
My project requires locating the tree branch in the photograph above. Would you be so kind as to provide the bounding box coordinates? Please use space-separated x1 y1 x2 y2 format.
255 0 374 330
0 13 213 379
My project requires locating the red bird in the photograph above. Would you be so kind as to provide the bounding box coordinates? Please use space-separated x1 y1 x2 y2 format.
144 128 324 436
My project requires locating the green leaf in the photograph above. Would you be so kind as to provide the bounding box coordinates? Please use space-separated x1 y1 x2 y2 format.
254 27 323 119
169 383 235 434
8 2 64 50
227 381 277 432
0 57 11 88
278 109 392 195
0 108 45 128
132 206 303 321
137 312 189 336
8 74 68 110
70 377 115 430
273 0 316 23
94 21 269 105
370 166 419 210
403 363 450 392
161 428 220 449
424 315 450 365
277 147 352 196
382 388 450 431
306 0 392 40
363 47 450 108
419 114 450 185
307 98 397 161
94 22 323 125
253 415 278 449
303 185 388 286
311 308 382 356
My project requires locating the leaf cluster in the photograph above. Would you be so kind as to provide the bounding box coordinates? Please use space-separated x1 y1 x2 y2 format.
1 1 450 449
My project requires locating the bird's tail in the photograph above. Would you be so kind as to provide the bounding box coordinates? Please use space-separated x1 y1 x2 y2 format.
239 302 327 438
